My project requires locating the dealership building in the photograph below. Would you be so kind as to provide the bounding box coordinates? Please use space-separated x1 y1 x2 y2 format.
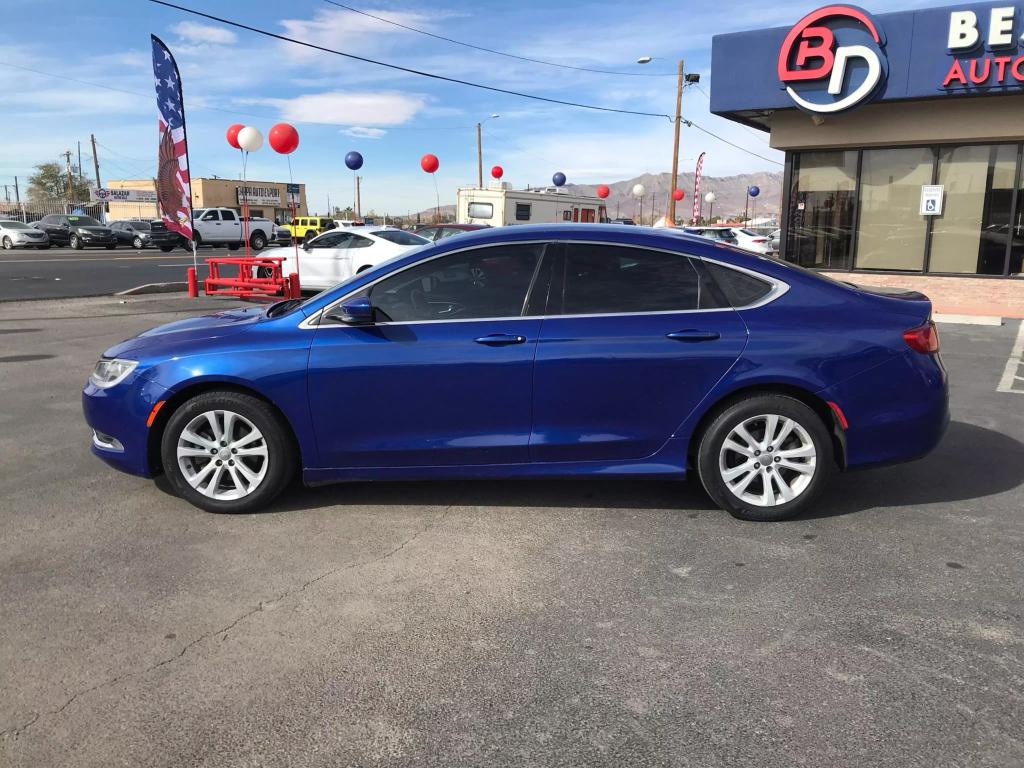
712 1 1024 296
103 177 308 223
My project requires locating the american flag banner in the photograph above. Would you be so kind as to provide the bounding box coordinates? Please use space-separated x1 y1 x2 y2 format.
691 152 706 225
151 35 193 240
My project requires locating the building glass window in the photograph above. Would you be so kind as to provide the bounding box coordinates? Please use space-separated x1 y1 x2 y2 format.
786 150 857 270
855 147 934 271
930 144 1017 275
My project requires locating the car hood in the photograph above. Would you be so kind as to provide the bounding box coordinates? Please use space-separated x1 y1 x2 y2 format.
103 306 266 359
75 226 113 234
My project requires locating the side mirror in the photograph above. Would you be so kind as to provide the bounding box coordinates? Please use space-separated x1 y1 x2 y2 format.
328 297 374 325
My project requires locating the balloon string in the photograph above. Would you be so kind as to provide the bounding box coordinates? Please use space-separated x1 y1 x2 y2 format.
433 174 440 224
287 152 299 287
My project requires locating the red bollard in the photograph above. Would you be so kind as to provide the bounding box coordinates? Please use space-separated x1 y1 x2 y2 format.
187 267 198 298
288 272 300 299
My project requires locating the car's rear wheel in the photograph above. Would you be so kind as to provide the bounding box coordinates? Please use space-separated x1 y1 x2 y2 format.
105 243 116 250
697 394 832 522
132 236 144 249
159 246 173 253
250 232 267 251
160 391 296 513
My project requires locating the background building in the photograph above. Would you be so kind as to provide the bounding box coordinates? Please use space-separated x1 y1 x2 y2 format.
711 3 1024 280
104 178 308 223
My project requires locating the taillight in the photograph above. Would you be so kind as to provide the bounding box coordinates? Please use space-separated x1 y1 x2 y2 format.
752 238 768 243
903 321 940 354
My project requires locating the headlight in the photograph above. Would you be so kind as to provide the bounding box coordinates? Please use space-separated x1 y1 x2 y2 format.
89 358 138 388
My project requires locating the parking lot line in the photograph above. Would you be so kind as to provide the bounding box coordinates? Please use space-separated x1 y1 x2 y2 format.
0 255 197 264
997 320 1024 394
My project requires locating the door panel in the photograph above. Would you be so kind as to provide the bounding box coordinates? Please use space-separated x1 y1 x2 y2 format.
308 319 541 467
308 242 549 468
529 244 747 462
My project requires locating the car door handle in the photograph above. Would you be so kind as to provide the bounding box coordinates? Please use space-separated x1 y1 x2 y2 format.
474 334 527 346
666 330 721 342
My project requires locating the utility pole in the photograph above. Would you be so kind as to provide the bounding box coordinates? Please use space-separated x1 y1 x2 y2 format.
63 150 74 204
666 58 685 226
476 122 483 188
77 141 83 181
356 175 362 219
90 134 102 188
14 176 20 206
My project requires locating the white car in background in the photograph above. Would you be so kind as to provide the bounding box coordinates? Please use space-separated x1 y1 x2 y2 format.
732 228 774 255
275 226 430 290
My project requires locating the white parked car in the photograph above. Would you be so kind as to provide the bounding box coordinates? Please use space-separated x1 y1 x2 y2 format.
275 227 430 290
732 228 774 255
0 219 50 250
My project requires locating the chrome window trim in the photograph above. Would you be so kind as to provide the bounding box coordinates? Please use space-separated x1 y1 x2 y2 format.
299 240 790 330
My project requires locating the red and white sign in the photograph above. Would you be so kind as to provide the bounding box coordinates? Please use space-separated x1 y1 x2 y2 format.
777 5 887 114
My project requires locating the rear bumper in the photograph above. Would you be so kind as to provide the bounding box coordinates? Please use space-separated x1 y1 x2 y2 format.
82 374 170 478
818 351 949 470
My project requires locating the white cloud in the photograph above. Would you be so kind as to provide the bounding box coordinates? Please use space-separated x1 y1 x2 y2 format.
260 91 427 126
341 127 387 139
171 21 238 45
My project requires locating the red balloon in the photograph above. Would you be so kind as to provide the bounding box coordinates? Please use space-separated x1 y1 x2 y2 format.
268 123 299 154
491 165 503 179
596 184 610 199
226 123 244 150
672 188 685 201
420 153 439 174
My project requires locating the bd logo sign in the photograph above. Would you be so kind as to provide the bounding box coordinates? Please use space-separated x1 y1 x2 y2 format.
777 5 887 114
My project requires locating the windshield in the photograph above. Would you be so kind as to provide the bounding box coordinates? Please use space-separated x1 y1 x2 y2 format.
68 215 102 227
371 230 430 246
0 220 32 229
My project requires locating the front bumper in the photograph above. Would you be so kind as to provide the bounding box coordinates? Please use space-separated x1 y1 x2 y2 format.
13 235 48 246
82 373 171 478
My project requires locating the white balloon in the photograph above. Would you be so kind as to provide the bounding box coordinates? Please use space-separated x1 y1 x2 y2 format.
237 126 263 152
705 192 717 204
632 183 645 197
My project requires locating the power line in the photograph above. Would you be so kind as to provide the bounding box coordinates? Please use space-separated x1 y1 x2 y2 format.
322 0 676 77
685 120 783 166
147 0 673 119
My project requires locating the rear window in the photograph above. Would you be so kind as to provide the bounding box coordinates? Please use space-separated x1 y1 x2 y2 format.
371 230 430 246
701 261 773 307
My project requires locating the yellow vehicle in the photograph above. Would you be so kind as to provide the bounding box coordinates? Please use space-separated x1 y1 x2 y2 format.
282 216 337 243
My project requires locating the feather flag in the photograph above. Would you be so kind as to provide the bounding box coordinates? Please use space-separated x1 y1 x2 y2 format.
151 35 193 241
692 152 706 225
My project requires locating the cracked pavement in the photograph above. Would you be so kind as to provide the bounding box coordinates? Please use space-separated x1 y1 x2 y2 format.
1 295 1023 767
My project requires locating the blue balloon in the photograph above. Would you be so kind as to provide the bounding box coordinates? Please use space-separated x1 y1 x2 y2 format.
345 151 364 171
552 172 566 187
748 185 761 198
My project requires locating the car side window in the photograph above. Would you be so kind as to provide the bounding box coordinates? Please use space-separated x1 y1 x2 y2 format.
367 244 544 323
557 244 701 315
350 235 373 249
700 261 773 308
221 210 236 221
310 232 350 248
201 210 219 221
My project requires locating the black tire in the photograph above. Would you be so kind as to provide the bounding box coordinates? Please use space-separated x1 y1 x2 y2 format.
228 242 241 251
1 236 12 250
160 391 296 514
250 232 267 251
105 243 116 250
696 394 833 522
38 244 50 250
70 234 82 250
132 236 144 249
303 230 316 245
159 246 174 253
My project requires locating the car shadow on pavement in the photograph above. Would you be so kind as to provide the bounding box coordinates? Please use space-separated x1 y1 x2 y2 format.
158 420 1022 519
802 420 1024 519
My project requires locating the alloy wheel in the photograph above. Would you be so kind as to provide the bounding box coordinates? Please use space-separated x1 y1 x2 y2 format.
133 236 144 249
176 410 269 501
2 237 12 250
718 414 817 508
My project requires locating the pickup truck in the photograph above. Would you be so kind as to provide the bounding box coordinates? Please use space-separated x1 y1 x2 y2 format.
191 207 278 251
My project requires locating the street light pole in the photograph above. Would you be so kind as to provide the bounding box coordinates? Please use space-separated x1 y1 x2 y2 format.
476 114 499 189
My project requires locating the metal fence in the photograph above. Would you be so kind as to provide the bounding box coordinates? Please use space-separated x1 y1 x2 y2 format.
0 200 154 223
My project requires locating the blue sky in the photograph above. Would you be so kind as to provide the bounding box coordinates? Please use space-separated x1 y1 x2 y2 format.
1 0 938 214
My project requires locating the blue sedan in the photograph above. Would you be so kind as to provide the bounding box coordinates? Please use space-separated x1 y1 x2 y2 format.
82 224 948 522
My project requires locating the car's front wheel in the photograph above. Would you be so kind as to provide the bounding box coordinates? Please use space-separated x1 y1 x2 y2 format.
70 234 82 250
161 391 296 513
1 236 13 250
697 394 833 522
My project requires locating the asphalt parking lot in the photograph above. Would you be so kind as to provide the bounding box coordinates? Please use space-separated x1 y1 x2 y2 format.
1 294 1022 767
0 245 292 301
